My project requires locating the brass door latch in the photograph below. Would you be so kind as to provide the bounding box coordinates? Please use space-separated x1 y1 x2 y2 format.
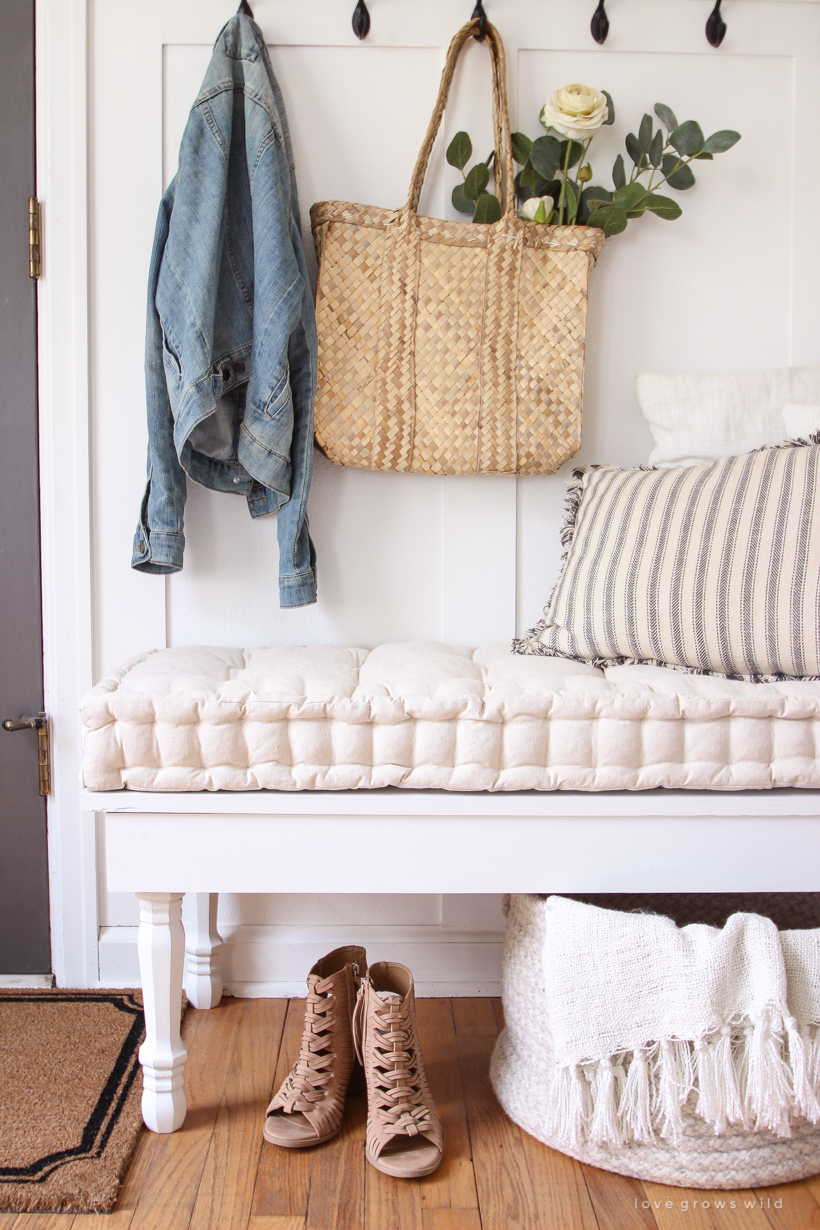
3 713 50 796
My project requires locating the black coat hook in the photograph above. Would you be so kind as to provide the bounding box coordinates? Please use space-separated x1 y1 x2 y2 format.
352 0 370 39
237 0 253 16
472 1 488 40
706 0 726 47
590 0 609 44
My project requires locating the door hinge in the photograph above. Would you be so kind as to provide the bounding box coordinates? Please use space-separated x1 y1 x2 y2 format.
2 713 50 796
29 197 40 279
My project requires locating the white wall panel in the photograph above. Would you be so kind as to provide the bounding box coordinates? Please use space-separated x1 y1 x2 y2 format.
85 0 820 986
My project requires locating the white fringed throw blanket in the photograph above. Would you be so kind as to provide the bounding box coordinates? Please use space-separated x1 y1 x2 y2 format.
542 896 820 1147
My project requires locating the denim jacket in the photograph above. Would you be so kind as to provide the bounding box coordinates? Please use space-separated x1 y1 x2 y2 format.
131 11 317 607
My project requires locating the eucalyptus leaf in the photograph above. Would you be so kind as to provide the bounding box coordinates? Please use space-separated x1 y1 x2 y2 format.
613 182 647 212
625 133 643 167
446 131 472 171
661 153 695 190
702 129 741 154
452 183 476 215
612 153 626 190
654 102 679 133
530 135 563 180
587 204 628 236
559 139 585 169
511 131 533 165
602 90 616 125
643 193 683 220
694 151 714 160
579 185 612 224
464 162 490 201
472 192 503 224
516 163 547 201
649 130 664 169
639 113 654 153
670 120 704 157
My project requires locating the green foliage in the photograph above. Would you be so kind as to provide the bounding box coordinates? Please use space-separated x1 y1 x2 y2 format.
515 163 548 201
579 185 612 224
703 129 741 154
446 131 472 171
638 113 654 153
449 92 740 240
463 162 490 201
452 184 476 215
530 135 563 180
662 154 695 190
614 183 647 212
473 192 502 224
561 139 585 169
642 193 683 220
670 120 704 157
625 133 642 166
654 102 678 133
511 131 533 165
587 204 628 236
649 130 664 169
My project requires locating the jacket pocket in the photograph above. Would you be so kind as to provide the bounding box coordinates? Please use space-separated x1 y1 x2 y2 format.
261 365 291 421
161 330 182 383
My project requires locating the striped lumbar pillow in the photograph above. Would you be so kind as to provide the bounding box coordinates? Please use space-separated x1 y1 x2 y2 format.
515 439 820 681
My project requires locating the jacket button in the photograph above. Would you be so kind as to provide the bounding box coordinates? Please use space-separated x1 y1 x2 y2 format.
137 541 145 554
234 361 246 373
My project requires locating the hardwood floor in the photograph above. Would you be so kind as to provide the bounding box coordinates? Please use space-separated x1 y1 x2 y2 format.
5 998 820 1230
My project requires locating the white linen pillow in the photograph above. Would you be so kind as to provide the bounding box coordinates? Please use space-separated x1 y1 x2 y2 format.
783 403 820 439
635 366 820 466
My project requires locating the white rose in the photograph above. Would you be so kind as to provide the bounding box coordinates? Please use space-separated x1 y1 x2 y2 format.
519 195 554 222
540 84 608 140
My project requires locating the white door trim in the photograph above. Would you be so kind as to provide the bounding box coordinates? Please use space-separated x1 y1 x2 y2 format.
36 0 98 986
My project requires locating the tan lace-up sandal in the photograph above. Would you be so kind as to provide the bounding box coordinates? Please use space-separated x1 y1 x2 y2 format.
353 960 443 1178
264 945 367 1148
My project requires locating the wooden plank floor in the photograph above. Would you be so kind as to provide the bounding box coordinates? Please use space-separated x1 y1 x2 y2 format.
5 998 820 1230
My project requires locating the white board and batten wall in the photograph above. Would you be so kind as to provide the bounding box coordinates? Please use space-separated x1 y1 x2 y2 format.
36 0 820 991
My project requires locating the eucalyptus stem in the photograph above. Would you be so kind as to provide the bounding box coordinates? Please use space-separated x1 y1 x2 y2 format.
558 138 572 224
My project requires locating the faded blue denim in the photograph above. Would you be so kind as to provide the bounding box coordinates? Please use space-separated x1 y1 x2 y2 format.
132 11 317 607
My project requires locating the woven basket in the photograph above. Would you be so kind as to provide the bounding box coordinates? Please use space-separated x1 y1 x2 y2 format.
491 895 820 1189
310 19 604 476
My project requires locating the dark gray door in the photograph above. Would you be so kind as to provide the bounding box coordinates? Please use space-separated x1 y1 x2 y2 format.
0 0 51 974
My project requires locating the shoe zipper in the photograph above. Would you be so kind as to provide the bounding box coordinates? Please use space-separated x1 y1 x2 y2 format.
352 973 369 1064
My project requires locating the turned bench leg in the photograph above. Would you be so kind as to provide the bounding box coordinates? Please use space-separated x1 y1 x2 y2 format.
136 892 187 1133
182 892 223 1009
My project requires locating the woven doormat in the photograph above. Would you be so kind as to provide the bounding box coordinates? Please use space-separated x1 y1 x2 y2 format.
0 989 147 1213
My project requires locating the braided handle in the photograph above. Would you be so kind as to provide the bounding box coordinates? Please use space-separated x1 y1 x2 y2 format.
405 19 516 221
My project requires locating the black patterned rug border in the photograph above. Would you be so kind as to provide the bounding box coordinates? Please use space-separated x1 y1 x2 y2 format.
0 991 144 1185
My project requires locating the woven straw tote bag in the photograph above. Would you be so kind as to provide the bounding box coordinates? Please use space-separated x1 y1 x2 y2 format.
310 19 604 476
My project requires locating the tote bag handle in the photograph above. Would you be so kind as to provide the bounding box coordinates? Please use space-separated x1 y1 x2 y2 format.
404 19 516 221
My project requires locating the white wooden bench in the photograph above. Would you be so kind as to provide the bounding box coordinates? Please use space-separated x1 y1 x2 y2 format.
82 786 820 1132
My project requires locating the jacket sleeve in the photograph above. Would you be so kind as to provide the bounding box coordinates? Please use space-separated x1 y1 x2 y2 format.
131 185 188 575
277 304 317 607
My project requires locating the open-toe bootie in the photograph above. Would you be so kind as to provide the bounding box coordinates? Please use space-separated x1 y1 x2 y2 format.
264 944 367 1148
353 960 443 1178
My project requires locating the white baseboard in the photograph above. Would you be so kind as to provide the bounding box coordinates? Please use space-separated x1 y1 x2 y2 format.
98 922 504 997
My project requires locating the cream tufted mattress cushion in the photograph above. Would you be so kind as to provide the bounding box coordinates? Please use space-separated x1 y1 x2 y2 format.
80 642 820 792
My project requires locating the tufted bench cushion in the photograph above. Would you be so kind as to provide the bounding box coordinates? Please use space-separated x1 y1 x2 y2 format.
80 641 820 792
